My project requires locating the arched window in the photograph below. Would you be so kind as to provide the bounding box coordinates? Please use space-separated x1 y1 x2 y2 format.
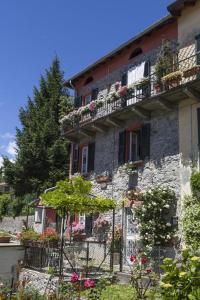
129 48 143 60
84 76 94 85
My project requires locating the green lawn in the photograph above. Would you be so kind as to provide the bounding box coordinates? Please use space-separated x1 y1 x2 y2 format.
101 285 135 300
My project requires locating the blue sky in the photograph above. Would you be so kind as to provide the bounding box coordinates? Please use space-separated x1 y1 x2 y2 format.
0 0 173 165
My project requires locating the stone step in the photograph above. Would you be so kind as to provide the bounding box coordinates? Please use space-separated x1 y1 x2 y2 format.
116 272 131 284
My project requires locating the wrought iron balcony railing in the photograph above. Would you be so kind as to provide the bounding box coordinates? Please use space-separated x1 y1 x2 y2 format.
61 50 200 133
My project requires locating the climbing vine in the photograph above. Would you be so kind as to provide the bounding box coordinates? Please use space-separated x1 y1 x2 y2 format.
134 186 177 247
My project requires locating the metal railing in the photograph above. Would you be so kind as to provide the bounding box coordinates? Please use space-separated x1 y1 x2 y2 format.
65 50 200 131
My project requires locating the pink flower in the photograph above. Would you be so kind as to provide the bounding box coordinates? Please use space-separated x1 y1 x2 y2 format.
84 279 95 288
118 86 128 97
89 101 96 112
141 256 148 265
130 255 137 263
145 268 152 274
70 273 79 283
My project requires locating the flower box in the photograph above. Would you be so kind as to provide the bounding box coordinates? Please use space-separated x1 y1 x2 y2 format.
96 175 112 183
183 65 200 78
162 71 182 87
0 236 11 243
73 233 86 242
136 78 150 90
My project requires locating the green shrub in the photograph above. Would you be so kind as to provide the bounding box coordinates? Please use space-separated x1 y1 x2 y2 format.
190 171 200 198
160 249 200 300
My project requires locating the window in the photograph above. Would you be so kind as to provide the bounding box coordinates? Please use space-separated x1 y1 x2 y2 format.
85 94 91 105
81 146 88 174
129 48 143 60
128 131 140 162
121 73 128 86
72 142 95 175
84 76 93 85
35 207 43 223
118 124 150 165
91 88 99 101
74 96 82 108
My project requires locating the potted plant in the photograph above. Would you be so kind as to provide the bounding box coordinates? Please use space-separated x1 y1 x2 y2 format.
183 65 200 78
72 222 86 241
93 217 111 241
154 40 175 93
108 225 122 265
162 70 182 88
107 92 119 104
0 231 11 243
19 228 40 246
135 78 150 90
39 228 60 247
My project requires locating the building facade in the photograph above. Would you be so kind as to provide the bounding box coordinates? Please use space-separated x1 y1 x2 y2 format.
61 0 200 254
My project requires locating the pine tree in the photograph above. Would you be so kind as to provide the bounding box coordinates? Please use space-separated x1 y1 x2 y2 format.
4 57 72 198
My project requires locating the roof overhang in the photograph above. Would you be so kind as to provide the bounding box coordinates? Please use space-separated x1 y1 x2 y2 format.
167 0 197 16
64 15 175 88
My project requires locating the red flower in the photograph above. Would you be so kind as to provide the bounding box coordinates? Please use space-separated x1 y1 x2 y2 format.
145 268 152 273
70 273 79 283
130 255 137 263
84 279 95 288
140 256 148 265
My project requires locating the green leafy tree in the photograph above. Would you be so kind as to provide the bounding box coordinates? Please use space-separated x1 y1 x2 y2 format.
3 57 72 201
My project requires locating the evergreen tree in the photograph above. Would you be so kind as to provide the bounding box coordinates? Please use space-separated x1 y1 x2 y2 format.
4 57 72 198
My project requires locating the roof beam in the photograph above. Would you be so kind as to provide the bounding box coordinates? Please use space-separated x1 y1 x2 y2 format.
184 87 200 102
131 107 150 119
80 129 95 138
91 124 107 133
105 117 123 128
157 97 174 111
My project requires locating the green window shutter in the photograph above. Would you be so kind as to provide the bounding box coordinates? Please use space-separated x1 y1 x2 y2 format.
140 124 151 160
118 131 126 165
144 61 151 77
196 35 200 65
197 108 200 148
85 214 93 236
91 88 99 101
74 96 82 108
121 73 127 86
88 142 95 172
72 145 80 175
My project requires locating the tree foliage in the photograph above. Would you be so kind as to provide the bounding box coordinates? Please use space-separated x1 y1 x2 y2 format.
41 176 116 215
3 57 72 199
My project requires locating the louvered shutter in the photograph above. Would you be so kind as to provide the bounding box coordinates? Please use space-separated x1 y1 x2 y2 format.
91 88 99 101
144 61 151 77
197 108 200 148
196 35 200 65
121 73 127 86
85 214 93 237
118 131 126 165
140 124 151 160
74 96 82 108
72 145 80 174
88 142 95 172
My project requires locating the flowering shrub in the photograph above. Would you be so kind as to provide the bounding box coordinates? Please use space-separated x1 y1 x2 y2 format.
72 222 85 235
84 279 95 288
93 217 111 241
39 228 59 242
129 253 157 300
160 249 200 299
108 224 122 252
134 186 177 247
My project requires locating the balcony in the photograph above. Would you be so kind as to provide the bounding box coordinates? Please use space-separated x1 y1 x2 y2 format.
61 50 200 142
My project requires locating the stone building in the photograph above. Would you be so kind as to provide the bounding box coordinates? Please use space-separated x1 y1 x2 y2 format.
61 0 200 256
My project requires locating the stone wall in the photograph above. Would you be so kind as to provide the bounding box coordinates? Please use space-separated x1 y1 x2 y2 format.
19 269 58 294
0 215 34 233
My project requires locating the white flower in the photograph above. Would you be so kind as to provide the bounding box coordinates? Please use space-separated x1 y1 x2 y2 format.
166 223 171 227
164 204 170 209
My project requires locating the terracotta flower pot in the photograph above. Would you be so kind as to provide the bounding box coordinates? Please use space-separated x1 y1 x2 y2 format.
183 65 200 78
0 236 11 243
